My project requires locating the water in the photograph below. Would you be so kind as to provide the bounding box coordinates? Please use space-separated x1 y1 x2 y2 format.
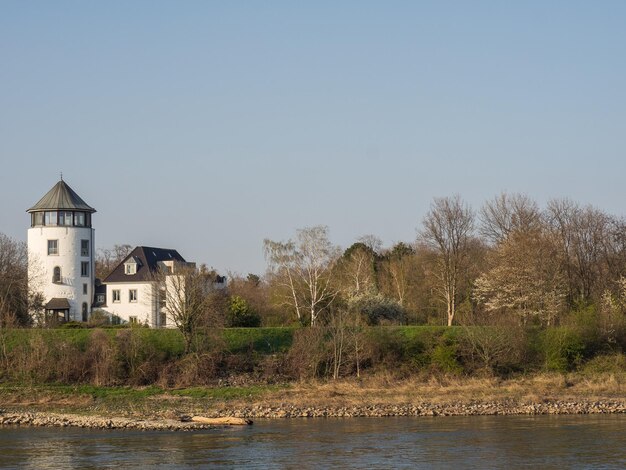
0 415 624 469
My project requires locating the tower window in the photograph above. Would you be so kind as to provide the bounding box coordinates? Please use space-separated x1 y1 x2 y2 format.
75 212 85 226
81 240 89 257
33 212 44 226
48 240 58 255
52 266 61 283
81 261 89 277
59 211 73 226
44 211 57 226
83 283 88 295
82 303 88 322
129 289 138 302
112 290 121 303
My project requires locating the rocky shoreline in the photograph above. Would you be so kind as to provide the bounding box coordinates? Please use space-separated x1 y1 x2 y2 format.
0 411 212 431
219 400 626 419
1 400 624 430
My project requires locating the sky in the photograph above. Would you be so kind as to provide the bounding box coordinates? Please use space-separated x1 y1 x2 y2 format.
2 1 626 275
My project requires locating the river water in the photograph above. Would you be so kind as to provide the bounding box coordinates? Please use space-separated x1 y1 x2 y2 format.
1 415 624 469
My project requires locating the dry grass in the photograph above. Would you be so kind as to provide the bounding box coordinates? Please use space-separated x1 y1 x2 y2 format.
215 372 625 410
2 372 623 417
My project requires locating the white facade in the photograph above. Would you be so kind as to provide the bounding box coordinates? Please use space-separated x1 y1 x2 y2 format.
28 226 95 320
104 281 166 327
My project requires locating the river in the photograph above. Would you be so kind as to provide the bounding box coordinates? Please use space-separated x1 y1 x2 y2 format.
1 415 624 469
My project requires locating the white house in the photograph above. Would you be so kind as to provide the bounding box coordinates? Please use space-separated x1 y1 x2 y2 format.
102 246 193 327
27 179 225 327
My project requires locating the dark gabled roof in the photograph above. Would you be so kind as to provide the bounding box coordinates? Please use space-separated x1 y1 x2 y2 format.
45 298 71 310
103 246 186 283
27 180 96 213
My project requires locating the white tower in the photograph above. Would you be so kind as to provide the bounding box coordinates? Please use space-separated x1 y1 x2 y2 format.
27 179 96 323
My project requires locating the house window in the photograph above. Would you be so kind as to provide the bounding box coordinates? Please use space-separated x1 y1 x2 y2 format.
82 303 88 322
83 283 88 295
159 311 167 327
112 290 121 303
81 240 89 257
96 294 105 304
48 240 58 255
52 266 61 283
81 261 89 277
129 289 138 302
44 211 57 226
129 316 138 325
124 263 137 275
159 289 166 308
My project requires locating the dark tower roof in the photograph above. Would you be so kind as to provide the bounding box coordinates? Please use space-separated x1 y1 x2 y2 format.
27 180 96 213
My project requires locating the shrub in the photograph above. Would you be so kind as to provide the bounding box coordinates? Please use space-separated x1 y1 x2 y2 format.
580 353 626 375
286 327 329 379
351 295 406 325
541 328 586 372
458 325 527 375
88 309 111 327
226 295 261 327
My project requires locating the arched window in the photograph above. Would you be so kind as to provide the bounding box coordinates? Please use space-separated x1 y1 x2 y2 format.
82 303 88 322
53 266 61 283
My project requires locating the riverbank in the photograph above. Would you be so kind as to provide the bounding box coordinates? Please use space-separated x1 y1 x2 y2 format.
1 372 624 429
1 399 624 430
0 411 212 431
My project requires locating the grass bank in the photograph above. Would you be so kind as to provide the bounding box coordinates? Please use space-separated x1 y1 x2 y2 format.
1 371 624 419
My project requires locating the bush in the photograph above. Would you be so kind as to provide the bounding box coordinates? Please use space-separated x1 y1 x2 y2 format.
351 295 406 325
580 353 626 375
286 328 329 379
458 325 528 375
226 296 261 327
540 328 586 372
88 309 111 327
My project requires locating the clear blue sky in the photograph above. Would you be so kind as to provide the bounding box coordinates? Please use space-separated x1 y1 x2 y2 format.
2 1 625 274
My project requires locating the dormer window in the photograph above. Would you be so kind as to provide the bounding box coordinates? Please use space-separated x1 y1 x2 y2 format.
124 257 140 275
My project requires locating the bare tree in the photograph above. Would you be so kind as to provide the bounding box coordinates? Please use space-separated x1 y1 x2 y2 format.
420 195 474 326
95 244 133 280
480 193 542 244
157 263 225 353
547 199 617 304
264 226 341 326
335 242 378 300
0 233 37 326
377 242 415 307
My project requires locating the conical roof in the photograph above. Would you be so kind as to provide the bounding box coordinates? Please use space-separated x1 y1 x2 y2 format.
27 180 96 213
